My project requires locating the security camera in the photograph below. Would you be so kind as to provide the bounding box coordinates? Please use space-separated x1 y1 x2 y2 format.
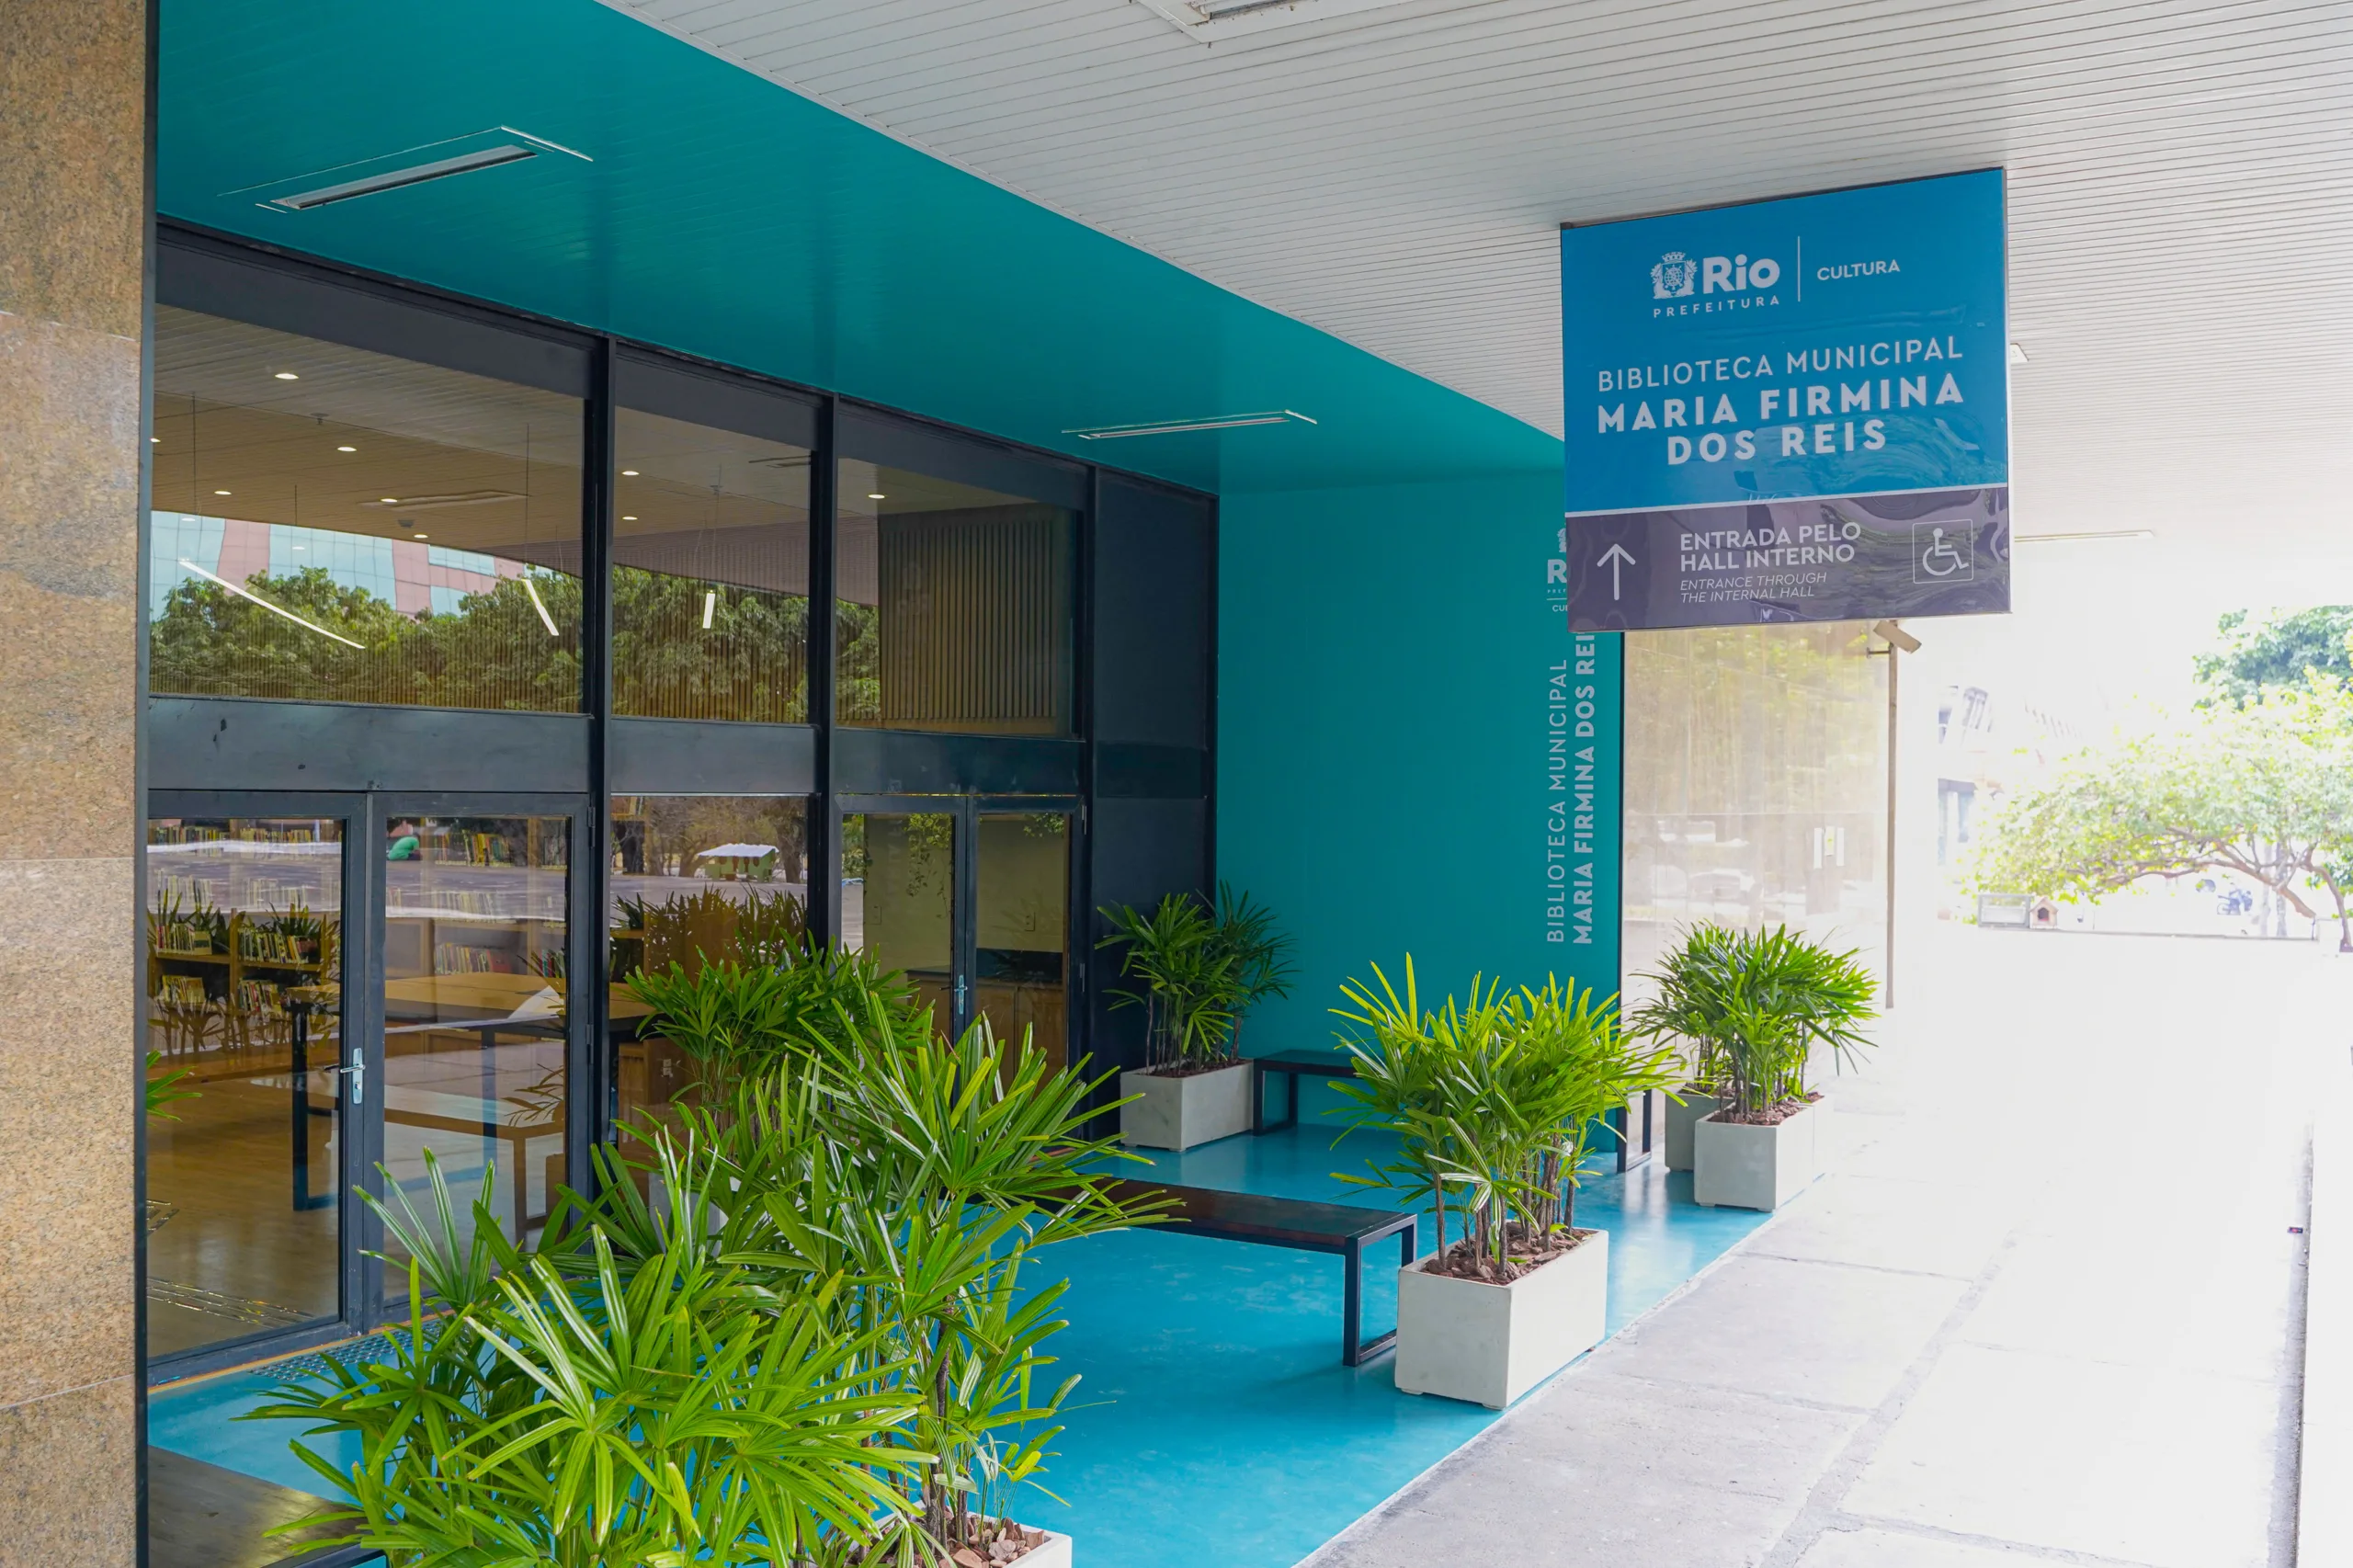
1871 619 1923 653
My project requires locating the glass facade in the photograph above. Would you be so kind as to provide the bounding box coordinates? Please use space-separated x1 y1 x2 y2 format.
137 231 1215 1381
974 812 1072 1070
380 814 571 1283
143 817 345 1356
612 398 813 723
835 458 1075 735
148 306 585 710
608 796 812 1136
1621 622 1891 998
841 812 958 1027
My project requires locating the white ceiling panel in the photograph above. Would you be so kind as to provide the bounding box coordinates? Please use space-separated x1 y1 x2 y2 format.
604 0 2353 567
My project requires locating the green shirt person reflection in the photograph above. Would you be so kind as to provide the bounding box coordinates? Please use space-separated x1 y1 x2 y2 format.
387 821 420 860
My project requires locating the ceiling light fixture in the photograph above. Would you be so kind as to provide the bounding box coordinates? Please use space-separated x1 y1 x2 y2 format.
176 558 363 648
621 515 638 521
336 445 357 452
2017 528 2154 544
234 128 590 214
274 371 301 381
150 437 160 443
521 574 561 637
703 589 717 630
868 493 887 500
413 532 428 540
1136 0 1421 42
214 489 232 496
620 469 640 476
1066 409 1315 440
362 490 519 511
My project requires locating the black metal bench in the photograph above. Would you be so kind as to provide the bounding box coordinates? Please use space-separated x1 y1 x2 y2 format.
1250 1051 1359 1134
1098 1178 1415 1367
1252 1051 1660 1175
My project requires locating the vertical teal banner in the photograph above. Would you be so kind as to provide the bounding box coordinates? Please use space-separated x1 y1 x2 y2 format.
1547 626 1623 1003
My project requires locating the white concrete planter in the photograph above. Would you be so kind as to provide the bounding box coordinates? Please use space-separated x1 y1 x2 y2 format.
1120 1061 1252 1151
1393 1229 1609 1409
1004 1527 1073 1568
1663 1089 1721 1172
1691 1098 1828 1211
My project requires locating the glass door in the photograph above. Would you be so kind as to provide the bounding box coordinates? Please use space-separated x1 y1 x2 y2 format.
373 802 583 1294
838 798 1074 1062
839 808 959 1030
973 812 1072 1072
143 801 354 1364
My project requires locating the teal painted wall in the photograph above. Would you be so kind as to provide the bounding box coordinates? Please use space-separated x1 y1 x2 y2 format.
159 0 1559 500
1217 476 1622 1060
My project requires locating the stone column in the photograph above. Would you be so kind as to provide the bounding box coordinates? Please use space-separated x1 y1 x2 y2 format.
0 0 148 1561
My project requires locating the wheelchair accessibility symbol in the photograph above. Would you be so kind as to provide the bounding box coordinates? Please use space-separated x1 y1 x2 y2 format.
1912 520 1975 585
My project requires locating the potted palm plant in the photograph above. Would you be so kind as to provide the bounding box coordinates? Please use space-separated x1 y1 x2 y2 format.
1331 961 1679 1409
255 1152 930 1568
1211 882 1298 1055
1644 925 1876 1211
1625 924 1741 1171
262 960 1157 1568
1098 886 1292 1151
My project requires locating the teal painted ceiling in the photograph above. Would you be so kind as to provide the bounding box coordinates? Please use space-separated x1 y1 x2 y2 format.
157 0 1561 496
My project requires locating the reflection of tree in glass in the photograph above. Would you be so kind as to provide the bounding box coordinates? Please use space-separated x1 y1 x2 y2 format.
835 601 881 722
900 814 954 900
150 567 581 711
152 565 820 721
625 797 807 885
612 568 809 722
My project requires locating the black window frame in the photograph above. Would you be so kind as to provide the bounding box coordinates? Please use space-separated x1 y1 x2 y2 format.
141 221 1216 1356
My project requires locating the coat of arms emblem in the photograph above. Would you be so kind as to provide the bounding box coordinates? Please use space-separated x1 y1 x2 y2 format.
1651 251 1697 299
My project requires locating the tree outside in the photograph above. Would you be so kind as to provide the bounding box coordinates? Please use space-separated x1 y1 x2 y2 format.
1966 606 2353 949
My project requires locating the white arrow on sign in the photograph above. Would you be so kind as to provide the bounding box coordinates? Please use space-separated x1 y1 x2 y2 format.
1597 542 1636 601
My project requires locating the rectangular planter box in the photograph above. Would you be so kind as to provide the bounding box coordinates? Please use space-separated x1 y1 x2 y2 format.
1006 1527 1073 1568
1393 1229 1608 1409
1120 1061 1253 1151
1663 1089 1720 1172
1691 1098 1827 1210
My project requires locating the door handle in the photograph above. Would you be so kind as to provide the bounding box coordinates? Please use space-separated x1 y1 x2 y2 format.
347 1046 366 1106
954 974 970 1010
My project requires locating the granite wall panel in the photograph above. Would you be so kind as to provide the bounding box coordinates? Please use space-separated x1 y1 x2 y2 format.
0 0 149 1562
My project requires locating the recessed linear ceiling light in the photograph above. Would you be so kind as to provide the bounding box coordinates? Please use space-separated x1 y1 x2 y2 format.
361 490 522 511
336 445 357 452
230 128 589 214
868 493 887 500
1066 410 1315 440
1136 0 1420 43
620 470 640 476
2017 528 2154 544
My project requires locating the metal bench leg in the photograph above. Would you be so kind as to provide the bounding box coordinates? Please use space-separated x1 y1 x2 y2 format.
1254 1067 1302 1135
1342 1234 1364 1366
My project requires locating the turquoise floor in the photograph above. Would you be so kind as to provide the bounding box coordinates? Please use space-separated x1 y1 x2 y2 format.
150 1114 1769 1568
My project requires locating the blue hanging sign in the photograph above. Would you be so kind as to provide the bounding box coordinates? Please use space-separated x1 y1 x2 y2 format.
1562 170 2009 630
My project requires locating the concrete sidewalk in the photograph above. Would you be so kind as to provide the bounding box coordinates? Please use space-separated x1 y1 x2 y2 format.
1305 928 2327 1568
